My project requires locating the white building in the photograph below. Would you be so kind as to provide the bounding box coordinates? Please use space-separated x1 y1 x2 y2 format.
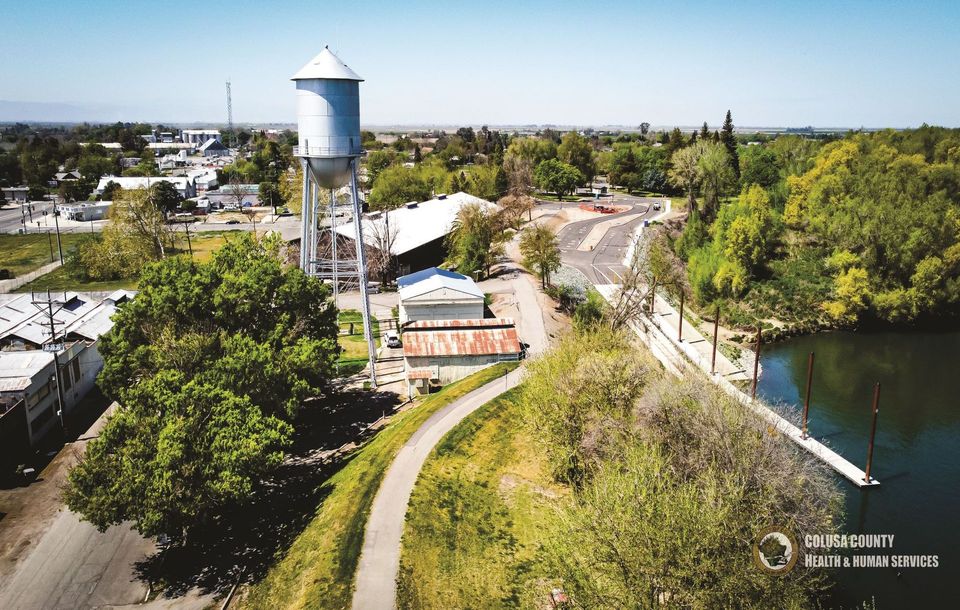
0 291 134 447
181 129 221 145
186 168 219 192
58 201 112 221
398 267 485 324
1 186 29 202
146 142 196 154
94 176 196 199
333 191 498 276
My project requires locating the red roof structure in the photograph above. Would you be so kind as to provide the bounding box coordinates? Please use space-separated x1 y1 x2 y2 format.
402 318 520 357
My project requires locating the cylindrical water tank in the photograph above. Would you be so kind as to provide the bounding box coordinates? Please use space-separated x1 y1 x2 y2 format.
292 46 364 188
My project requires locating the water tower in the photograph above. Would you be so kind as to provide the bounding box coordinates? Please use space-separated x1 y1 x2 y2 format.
293 46 377 385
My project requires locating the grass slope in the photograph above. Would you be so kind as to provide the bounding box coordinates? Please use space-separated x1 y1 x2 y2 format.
0 233 85 277
336 309 381 376
242 363 519 610
397 387 565 609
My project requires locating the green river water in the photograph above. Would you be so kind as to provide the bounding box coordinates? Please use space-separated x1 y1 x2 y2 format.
757 329 960 608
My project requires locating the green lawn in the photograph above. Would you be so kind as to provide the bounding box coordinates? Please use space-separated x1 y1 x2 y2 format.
337 309 381 376
397 387 565 609
0 233 86 277
242 363 519 610
14 231 234 293
17 267 137 293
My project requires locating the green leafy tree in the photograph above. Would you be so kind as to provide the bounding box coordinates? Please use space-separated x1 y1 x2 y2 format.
446 202 504 277
557 131 595 185
66 234 340 540
738 144 781 189
149 180 183 215
519 224 561 287
258 180 281 210
534 158 583 199
369 165 434 210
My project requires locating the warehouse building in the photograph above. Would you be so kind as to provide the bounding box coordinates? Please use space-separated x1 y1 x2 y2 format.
397 267 485 324
402 318 521 395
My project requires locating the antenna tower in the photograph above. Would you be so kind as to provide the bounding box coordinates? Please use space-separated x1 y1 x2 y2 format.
225 79 234 146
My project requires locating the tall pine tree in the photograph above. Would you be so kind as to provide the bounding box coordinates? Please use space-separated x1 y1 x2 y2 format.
721 110 740 180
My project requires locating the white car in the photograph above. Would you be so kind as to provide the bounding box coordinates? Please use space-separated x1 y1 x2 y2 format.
385 330 402 348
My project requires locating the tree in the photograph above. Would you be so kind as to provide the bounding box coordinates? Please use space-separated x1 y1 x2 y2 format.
99 180 122 201
607 226 687 329
109 187 175 258
697 141 735 220
368 165 433 210
497 194 535 228
502 152 533 196
258 180 281 211
446 202 504 277
149 180 183 215
668 143 705 215
519 224 561 287
738 144 781 189
534 158 583 199
557 131 595 185
66 234 340 541
365 149 401 186
720 110 740 180
413 144 423 163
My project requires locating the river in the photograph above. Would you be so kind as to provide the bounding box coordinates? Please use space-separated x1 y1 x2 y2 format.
757 329 960 609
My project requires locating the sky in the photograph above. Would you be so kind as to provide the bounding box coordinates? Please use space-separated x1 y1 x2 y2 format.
1 0 959 128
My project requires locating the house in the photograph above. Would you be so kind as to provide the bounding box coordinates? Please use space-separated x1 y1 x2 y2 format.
332 192 498 277
53 170 82 184
402 318 521 394
199 138 230 157
181 129 221 145
94 176 196 199
1 186 30 203
0 291 134 452
397 267 485 325
58 201 112 221
186 168 219 192
205 184 260 208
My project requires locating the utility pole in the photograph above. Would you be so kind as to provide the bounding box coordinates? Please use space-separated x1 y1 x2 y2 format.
46 230 54 263
183 221 193 257
31 290 68 437
53 208 63 264
226 79 234 147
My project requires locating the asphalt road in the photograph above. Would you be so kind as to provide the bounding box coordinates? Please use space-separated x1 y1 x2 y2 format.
555 194 662 283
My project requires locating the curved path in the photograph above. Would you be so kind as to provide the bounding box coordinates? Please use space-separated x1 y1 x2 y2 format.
351 366 523 610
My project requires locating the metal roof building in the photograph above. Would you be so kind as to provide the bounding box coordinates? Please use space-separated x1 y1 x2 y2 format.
397 267 485 324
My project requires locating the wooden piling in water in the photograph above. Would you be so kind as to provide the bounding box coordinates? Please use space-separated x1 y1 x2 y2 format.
751 325 762 399
864 382 881 483
802 352 815 439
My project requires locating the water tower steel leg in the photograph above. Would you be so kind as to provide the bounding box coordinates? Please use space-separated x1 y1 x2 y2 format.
311 184 321 276
330 188 339 305
299 159 310 271
350 161 377 387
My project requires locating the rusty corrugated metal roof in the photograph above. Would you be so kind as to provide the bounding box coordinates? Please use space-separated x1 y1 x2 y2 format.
402 319 520 357
406 369 434 380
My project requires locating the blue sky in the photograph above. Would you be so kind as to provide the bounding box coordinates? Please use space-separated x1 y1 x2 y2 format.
1 0 959 127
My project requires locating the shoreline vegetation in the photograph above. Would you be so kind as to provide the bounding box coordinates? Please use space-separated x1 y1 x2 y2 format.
398 328 843 609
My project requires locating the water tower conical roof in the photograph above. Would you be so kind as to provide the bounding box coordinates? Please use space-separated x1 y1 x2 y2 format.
291 46 363 81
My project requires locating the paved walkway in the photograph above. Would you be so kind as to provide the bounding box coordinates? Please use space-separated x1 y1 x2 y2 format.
351 366 523 610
